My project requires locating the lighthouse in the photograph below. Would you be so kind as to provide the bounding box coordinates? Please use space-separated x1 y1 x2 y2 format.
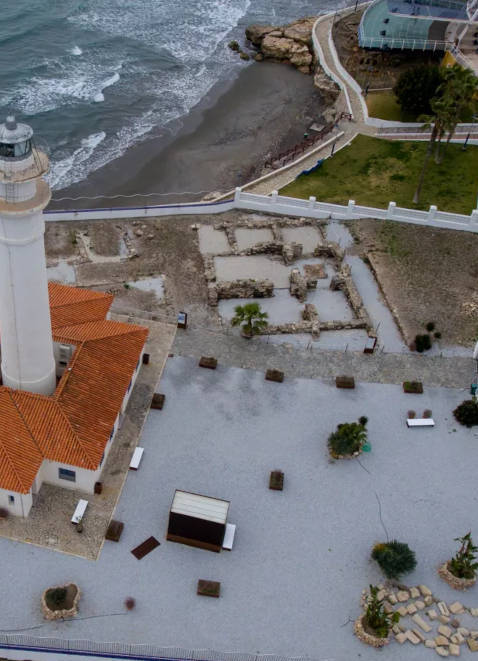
0 116 56 395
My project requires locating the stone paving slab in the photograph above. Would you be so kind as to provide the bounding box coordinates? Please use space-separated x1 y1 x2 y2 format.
173 327 472 388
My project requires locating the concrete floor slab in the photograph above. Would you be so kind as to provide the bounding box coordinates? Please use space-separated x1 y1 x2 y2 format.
198 226 230 254
281 226 322 253
1 357 477 661
235 228 274 251
47 259 76 284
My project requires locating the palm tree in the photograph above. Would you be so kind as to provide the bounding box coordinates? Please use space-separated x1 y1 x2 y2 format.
413 96 454 204
439 65 478 155
231 302 268 338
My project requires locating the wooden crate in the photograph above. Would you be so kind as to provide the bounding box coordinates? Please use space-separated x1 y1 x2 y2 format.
197 579 221 598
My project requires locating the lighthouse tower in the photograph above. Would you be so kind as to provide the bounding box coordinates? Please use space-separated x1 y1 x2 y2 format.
0 116 56 395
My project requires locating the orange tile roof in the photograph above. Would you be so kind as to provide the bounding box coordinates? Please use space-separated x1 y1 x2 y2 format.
0 283 148 493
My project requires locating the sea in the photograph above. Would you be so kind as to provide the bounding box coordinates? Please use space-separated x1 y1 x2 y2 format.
0 0 340 191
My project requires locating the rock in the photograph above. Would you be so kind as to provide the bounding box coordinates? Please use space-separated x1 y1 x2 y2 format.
147 234 154 240
471 609 478 617
413 614 432 633
261 35 296 59
387 593 398 605
407 604 418 615
449 602 464 614
436 636 450 646
395 632 407 644
425 596 434 606
438 602 450 616
228 40 240 51
428 610 438 620
451 633 465 644
290 268 307 302
450 619 460 629
470 630 478 638
415 600 425 610
440 615 451 624
426 639 437 648
376 589 386 601
436 648 450 657
254 53 264 61
410 587 420 599
458 628 469 637
420 585 433 596
397 606 408 617
245 25 279 45
135 229 143 237
413 628 426 642
449 643 460 656
405 630 421 644
283 18 315 44
239 51 250 61
468 638 478 651
314 66 340 104
302 303 319 321
438 625 453 639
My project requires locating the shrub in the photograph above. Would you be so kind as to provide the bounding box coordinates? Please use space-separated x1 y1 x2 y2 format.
426 322 435 332
48 587 67 609
394 65 443 115
423 409 432 418
408 410 416 419
124 597 136 610
359 416 368 427
403 381 423 394
453 399 478 427
328 419 367 457
372 540 417 579
231 302 268 337
434 331 442 339
449 532 478 580
364 585 400 638
415 334 432 352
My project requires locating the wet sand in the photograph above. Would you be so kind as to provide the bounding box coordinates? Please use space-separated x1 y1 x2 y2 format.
50 61 326 210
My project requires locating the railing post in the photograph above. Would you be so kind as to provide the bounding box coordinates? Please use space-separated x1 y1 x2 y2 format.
428 205 437 222
308 195 317 209
347 199 355 219
387 201 396 219
234 187 242 203
271 190 278 207
470 209 478 226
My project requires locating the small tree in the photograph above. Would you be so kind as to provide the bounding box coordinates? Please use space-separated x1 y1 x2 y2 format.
449 532 478 580
394 65 443 117
328 418 367 458
364 585 400 638
453 398 478 427
372 540 417 579
231 302 268 337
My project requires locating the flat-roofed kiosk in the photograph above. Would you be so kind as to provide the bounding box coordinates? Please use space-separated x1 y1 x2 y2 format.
0 116 55 395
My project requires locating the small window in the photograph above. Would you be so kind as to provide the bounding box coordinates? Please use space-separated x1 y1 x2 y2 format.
59 468 76 482
8 495 14 504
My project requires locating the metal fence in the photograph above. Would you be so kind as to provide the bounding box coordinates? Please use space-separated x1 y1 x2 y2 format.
0 634 325 661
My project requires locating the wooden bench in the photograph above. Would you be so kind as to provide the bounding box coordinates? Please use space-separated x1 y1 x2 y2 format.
71 499 88 524
407 418 435 428
129 447 144 470
222 523 236 551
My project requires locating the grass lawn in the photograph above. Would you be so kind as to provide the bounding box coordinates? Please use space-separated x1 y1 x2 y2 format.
366 90 417 122
281 134 478 214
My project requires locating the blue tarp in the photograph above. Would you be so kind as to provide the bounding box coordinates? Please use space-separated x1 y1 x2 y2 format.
298 159 323 178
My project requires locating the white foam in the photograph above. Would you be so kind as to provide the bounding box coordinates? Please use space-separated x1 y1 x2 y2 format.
94 71 120 102
49 131 106 189
70 45 83 56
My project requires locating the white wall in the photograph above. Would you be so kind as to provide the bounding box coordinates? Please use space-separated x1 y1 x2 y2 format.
0 487 32 517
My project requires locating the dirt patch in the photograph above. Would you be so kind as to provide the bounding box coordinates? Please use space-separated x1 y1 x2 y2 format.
45 224 80 260
332 10 442 90
350 219 478 346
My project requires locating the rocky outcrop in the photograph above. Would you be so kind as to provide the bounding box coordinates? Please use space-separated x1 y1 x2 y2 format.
314 67 341 106
245 18 316 74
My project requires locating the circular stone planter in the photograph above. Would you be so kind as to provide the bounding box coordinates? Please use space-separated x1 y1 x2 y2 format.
329 447 363 460
41 583 80 620
354 614 389 648
438 562 476 591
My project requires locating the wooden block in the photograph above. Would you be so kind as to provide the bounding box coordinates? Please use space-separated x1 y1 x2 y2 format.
265 369 284 383
131 536 160 560
335 375 355 389
269 470 284 490
197 580 220 598
105 520 124 542
151 393 165 410
199 356 217 369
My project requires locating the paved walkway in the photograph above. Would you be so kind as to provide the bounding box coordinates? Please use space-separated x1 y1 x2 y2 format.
173 327 473 389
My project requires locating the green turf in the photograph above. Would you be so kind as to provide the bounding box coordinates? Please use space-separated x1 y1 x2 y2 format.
281 134 478 214
366 90 417 122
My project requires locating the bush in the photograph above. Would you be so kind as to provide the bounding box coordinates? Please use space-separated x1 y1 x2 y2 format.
403 381 423 394
48 587 67 609
372 540 417 579
328 419 367 457
415 334 432 352
453 399 478 427
449 532 478 580
426 321 435 332
423 409 432 418
364 585 400 638
394 65 443 116
408 410 416 419
124 597 136 610
434 331 442 339
359 416 368 427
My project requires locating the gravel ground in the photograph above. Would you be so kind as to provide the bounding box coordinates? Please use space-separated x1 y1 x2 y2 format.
1 357 478 661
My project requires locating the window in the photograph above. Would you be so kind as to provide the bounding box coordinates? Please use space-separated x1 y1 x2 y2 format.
8 495 14 504
59 468 76 482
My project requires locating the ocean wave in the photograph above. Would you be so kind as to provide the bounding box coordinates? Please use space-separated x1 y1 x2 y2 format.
70 45 83 56
49 131 106 189
94 71 120 102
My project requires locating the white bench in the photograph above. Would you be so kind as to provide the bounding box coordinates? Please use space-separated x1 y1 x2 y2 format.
222 523 236 551
71 499 88 524
407 418 435 427
129 447 144 470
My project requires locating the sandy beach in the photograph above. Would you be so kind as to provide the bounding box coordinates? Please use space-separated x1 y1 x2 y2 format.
49 61 326 210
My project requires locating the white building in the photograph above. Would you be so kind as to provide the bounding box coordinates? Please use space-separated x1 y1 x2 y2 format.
0 117 148 517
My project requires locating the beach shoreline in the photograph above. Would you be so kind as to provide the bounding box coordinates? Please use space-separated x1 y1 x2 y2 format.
49 61 327 210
